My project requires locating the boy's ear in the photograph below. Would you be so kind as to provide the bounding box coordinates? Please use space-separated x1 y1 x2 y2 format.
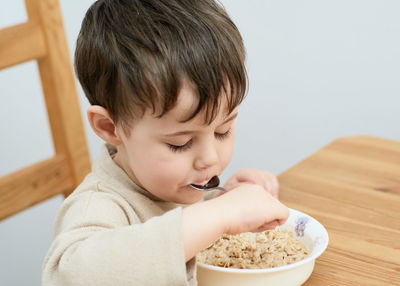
87 106 122 146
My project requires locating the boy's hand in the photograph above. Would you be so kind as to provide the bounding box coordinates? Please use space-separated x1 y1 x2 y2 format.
212 183 289 235
183 183 289 261
224 168 279 198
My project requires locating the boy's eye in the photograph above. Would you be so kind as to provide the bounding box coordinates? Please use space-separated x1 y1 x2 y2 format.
167 129 231 152
168 139 193 153
214 128 231 141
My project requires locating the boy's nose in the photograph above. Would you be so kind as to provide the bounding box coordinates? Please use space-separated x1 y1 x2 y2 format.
193 145 219 171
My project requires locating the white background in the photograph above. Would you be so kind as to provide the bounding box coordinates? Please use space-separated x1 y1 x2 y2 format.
1 0 399 285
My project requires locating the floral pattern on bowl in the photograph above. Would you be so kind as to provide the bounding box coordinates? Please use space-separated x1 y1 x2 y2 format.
295 216 309 237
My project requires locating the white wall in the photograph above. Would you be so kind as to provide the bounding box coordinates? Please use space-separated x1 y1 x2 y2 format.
1 0 399 285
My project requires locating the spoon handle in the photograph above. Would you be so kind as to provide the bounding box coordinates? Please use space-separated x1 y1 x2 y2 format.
212 187 227 192
203 187 227 200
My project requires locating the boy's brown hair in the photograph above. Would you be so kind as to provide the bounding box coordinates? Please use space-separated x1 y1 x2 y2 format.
75 0 247 131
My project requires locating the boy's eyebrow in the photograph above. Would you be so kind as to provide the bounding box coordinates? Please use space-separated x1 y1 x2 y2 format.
163 112 238 137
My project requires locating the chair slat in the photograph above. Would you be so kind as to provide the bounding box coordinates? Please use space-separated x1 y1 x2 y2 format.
26 0 92 191
0 21 46 70
0 155 74 220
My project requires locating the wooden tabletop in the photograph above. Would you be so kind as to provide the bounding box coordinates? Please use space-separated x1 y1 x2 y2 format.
278 136 400 286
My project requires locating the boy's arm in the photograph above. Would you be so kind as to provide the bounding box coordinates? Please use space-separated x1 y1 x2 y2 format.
182 184 289 261
43 191 190 286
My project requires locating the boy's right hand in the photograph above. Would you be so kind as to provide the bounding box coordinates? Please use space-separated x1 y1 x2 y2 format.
182 183 289 261
212 183 289 235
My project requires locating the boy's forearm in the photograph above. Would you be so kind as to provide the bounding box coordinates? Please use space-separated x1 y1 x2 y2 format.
182 199 225 261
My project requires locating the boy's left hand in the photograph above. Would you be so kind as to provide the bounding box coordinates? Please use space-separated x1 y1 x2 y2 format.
223 168 279 198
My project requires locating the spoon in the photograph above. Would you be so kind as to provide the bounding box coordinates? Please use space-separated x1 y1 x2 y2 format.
190 176 227 192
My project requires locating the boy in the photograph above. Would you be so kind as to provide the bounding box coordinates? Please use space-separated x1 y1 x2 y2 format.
42 0 289 285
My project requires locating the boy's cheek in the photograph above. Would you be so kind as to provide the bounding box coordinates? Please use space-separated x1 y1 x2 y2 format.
220 140 234 170
149 159 189 183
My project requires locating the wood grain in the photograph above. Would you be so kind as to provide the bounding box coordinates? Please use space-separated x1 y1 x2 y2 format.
0 155 74 220
278 136 400 285
0 21 46 69
0 0 91 220
25 0 91 193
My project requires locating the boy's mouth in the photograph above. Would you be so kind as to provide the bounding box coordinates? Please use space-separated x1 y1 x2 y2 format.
190 176 220 190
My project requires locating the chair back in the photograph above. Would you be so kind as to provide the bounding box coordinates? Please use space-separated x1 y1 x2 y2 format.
0 0 91 220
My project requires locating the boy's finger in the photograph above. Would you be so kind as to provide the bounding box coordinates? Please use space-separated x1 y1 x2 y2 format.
256 220 280 232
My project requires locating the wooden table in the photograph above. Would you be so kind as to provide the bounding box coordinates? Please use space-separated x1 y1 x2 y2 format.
278 136 400 286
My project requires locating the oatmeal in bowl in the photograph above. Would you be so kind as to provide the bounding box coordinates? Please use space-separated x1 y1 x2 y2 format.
196 208 329 286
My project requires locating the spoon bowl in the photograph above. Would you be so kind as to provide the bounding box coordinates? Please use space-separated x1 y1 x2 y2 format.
190 176 227 192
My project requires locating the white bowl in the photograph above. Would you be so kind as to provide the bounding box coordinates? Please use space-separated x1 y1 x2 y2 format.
197 208 329 286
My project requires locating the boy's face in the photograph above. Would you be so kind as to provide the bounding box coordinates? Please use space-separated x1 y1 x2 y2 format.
114 82 237 204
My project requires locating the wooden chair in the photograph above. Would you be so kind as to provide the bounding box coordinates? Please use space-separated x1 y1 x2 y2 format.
0 0 91 220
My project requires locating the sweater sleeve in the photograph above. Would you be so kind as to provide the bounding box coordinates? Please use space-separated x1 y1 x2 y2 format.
42 191 190 286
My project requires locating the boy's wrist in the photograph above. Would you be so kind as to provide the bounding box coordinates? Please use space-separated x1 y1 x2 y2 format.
185 198 228 236
201 197 230 234
206 196 230 235
181 199 227 261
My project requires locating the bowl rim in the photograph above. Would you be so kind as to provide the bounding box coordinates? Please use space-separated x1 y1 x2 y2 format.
197 208 329 274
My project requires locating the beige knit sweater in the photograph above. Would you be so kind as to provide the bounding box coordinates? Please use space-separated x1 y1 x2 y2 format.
42 144 197 286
